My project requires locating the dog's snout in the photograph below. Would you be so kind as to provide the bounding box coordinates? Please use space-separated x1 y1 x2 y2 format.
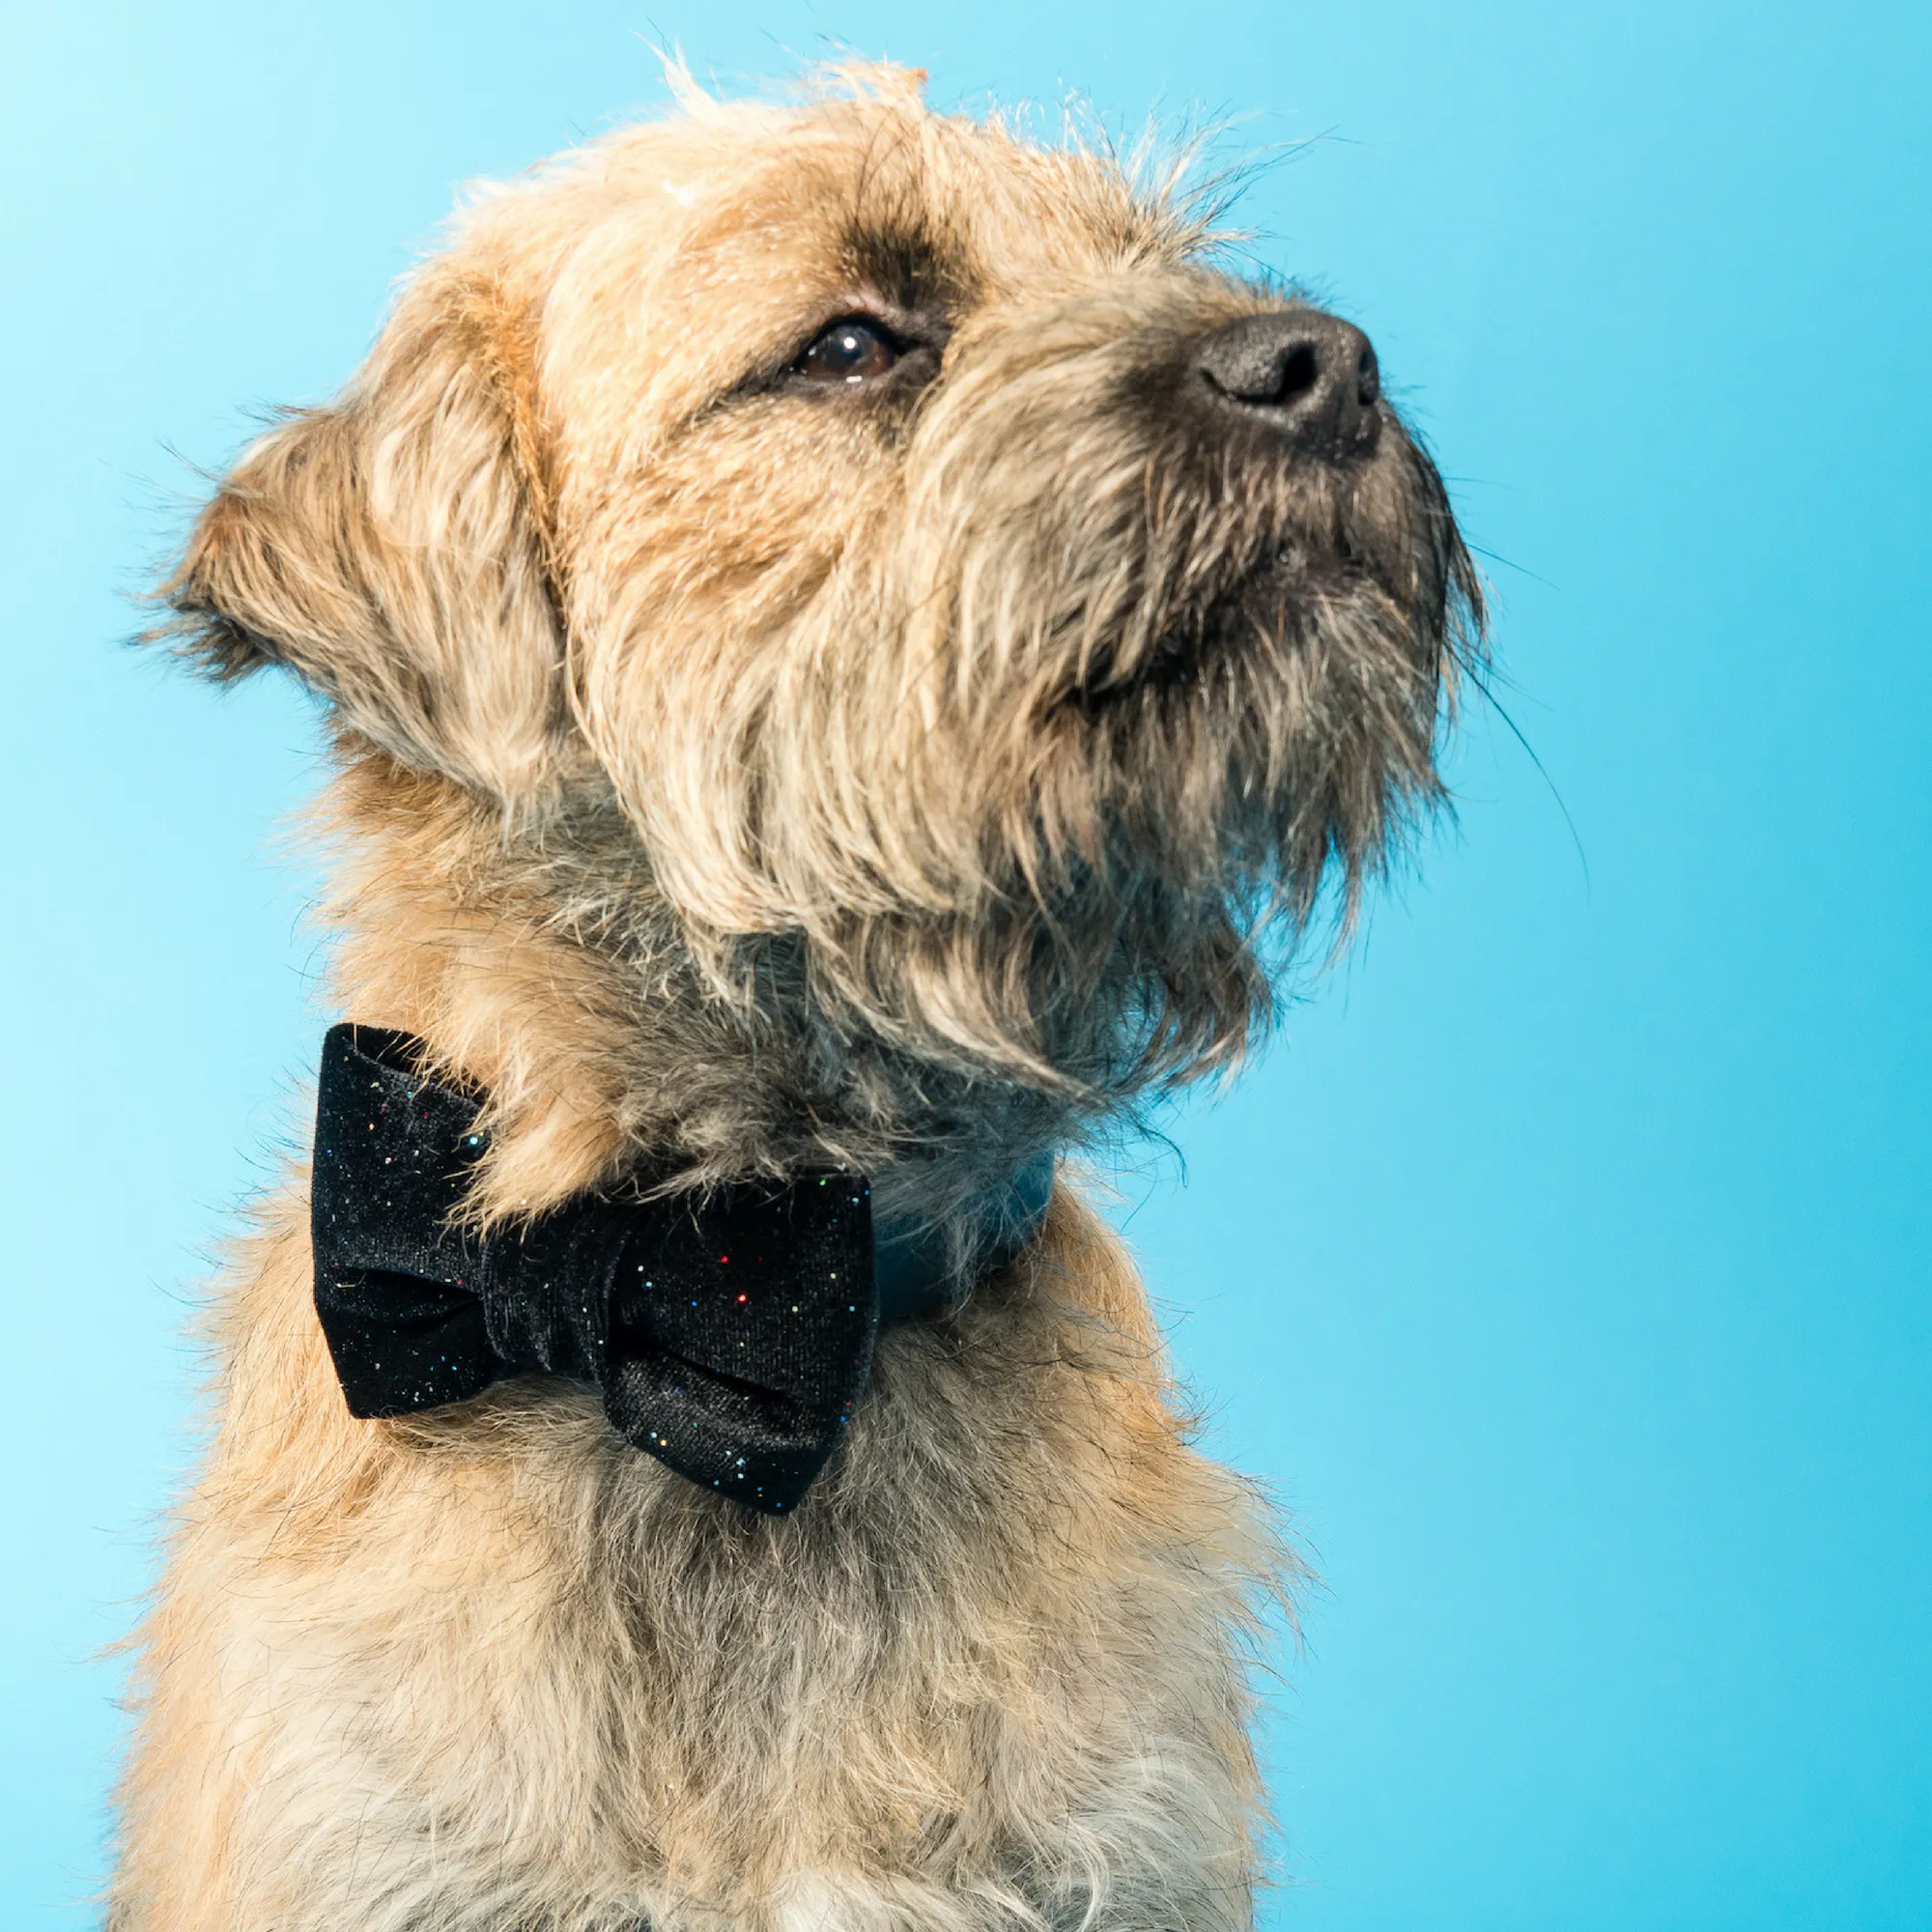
1193 310 1381 457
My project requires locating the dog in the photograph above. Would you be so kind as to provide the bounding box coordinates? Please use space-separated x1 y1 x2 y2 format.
110 64 1477 1932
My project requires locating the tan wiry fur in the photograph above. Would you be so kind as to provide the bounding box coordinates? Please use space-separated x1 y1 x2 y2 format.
113 64 1476 1932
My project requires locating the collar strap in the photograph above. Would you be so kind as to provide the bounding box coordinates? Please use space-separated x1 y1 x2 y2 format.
308 1024 1052 1513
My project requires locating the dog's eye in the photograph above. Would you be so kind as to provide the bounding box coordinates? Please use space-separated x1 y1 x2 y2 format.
795 318 900 385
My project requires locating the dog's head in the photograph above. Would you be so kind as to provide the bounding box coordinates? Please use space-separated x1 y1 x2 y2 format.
162 66 1478 1110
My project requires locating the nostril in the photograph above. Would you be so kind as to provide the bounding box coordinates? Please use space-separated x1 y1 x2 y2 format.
1355 345 1380 408
1275 343 1320 406
1204 336 1323 410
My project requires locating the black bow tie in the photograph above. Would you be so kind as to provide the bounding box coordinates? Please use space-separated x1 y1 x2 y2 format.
309 1025 1050 1513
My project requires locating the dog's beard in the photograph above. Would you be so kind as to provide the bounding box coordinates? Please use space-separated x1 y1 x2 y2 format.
581 281 1480 1106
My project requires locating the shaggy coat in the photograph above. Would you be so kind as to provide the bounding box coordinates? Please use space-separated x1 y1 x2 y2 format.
111 66 1476 1932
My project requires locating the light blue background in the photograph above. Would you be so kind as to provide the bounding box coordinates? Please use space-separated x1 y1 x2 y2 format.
4 1 1928 1924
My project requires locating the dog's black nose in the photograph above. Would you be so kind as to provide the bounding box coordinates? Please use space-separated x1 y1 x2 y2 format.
1193 309 1381 457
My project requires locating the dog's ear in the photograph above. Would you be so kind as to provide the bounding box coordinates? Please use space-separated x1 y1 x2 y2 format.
156 267 570 802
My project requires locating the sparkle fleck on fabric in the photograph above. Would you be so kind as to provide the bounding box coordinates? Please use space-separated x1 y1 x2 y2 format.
310 1025 879 1513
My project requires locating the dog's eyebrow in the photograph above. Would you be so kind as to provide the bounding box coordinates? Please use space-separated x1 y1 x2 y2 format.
837 214 976 314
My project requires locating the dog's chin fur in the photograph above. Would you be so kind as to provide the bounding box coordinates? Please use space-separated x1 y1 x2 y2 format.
114 63 1478 1932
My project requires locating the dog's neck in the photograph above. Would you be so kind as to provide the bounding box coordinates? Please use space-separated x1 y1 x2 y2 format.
313 753 1073 1240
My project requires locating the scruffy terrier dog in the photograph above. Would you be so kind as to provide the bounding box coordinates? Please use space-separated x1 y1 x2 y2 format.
112 65 1476 1932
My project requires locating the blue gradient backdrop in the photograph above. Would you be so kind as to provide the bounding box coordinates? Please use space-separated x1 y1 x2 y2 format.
5 2 1929 1924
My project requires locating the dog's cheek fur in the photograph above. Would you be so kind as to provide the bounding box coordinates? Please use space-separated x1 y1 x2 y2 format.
154 267 574 808
567 396 901 940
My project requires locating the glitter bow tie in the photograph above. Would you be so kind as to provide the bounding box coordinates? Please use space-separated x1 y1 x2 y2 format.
310 1024 885 1513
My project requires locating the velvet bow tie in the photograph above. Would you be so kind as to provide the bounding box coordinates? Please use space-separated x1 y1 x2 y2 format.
309 1024 1050 1514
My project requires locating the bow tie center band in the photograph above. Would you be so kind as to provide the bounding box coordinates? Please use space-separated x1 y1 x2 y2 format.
310 1025 1053 1513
